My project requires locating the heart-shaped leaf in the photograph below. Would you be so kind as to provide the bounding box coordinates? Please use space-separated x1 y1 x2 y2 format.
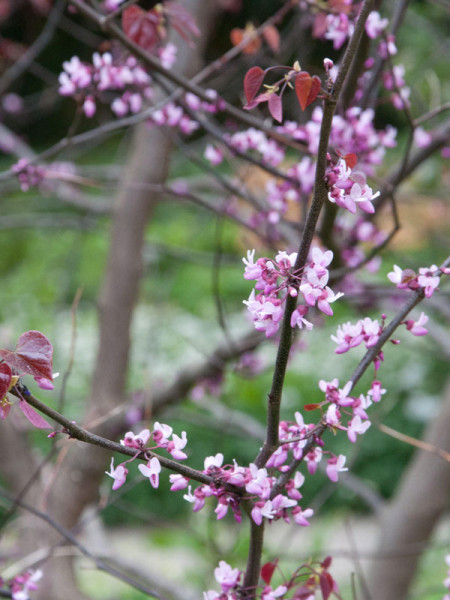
268 93 282 123
0 330 53 381
319 571 334 600
342 152 357 170
244 66 265 103
122 6 162 52
0 362 12 399
261 560 278 585
18 400 52 429
295 72 321 110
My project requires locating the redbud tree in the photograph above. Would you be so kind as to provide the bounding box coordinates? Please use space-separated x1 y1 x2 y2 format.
0 1 449 600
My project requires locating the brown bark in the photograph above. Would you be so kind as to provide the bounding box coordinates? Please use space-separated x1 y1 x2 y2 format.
367 377 450 600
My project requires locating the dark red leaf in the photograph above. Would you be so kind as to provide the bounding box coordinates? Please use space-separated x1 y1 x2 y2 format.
18 400 52 429
321 555 332 569
319 572 334 600
295 72 321 111
122 6 163 52
304 403 320 411
268 93 282 122
244 66 265 103
0 330 53 380
342 152 357 170
261 560 278 585
0 362 12 399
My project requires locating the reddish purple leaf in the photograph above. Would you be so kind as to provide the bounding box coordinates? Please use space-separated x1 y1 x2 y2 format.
261 560 278 585
342 152 357 170
0 362 12 399
0 330 53 380
319 572 334 600
295 72 321 111
321 556 332 569
18 400 52 429
268 93 282 122
122 6 162 52
304 403 320 411
244 66 265 103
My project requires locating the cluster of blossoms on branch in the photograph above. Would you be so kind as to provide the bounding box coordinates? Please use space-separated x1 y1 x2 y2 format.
204 555 339 600
242 247 343 338
0 569 43 600
106 424 188 490
58 51 157 118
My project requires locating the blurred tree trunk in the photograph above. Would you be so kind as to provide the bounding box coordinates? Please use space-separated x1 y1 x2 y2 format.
367 377 450 600
5 3 218 599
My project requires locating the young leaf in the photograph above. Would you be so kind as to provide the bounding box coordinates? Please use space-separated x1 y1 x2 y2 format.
342 152 358 170
0 362 12 399
304 403 320 411
261 560 278 585
268 93 282 123
18 400 52 429
319 571 334 600
244 66 265 103
0 330 53 381
122 6 162 52
262 25 280 53
295 72 321 111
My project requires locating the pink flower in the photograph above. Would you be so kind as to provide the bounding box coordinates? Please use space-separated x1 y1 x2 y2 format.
347 415 371 443
292 506 314 526
205 144 224 166
121 429 151 449
405 312 428 336
326 454 348 482
105 458 128 490
138 456 161 488
365 11 388 39
214 560 241 593
169 474 189 491
167 431 188 460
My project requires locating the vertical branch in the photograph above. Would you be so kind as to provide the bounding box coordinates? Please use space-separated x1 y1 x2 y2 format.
243 2 376 596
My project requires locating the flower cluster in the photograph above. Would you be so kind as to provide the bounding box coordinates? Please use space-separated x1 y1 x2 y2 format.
280 107 397 174
318 378 385 446
313 8 388 51
173 451 315 527
326 157 380 215
331 316 385 354
242 247 343 338
203 557 339 600
3 569 43 600
105 424 188 490
12 158 45 192
58 52 153 118
388 263 448 298
336 216 387 273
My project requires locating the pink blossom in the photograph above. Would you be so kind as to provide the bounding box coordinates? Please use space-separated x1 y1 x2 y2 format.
326 454 348 482
418 265 439 298
413 126 432 148
292 506 314 526
169 474 189 491
121 429 151 448
214 560 241 593
251 500 275 525
205 144 224 166
365 11 388 39
167 431 188 459
105 458 128 490
261 585 288 600
138 456 161 488
405 312 429 336
347 415 371 443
